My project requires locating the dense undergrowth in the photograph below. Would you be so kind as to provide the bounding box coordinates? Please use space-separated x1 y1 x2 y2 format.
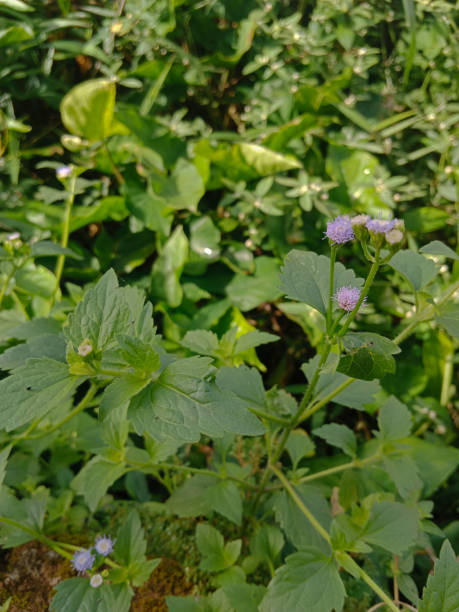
0 1 458 611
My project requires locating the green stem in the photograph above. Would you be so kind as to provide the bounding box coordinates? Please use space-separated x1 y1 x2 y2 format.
265 452 381 490
342 554 400 612
299 378 354 423
270 464 331 543
339 258 380 337
0 516 73 560
103 141 124 186
440 347 454 407
327 246 337 333
393 279 459 345
129 460 259 491
270 469 399 612
296 343 332 420
248 406 291 426
0 265 16 309
10 289 29 318
13 382 99 443
50 173 77 310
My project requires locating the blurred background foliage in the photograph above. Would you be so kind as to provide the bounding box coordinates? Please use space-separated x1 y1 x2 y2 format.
0 0 458 405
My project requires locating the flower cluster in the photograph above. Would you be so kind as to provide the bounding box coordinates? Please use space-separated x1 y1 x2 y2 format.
325 214 404 248
71 534 115 583
325 215 354 244
334 286 366 312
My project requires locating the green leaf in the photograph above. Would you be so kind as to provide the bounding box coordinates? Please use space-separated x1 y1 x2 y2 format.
166 596 201 612
204 480 243 525
0 358 81 431
60 78 116 142
0 0 33 11
31 240 82 259
166 475 215 518
302 354 380 410
71 456 126 512
100 375 150 418
313 424 357 458
279 250 363 315
239 143 301 173
273 485 332 555
390 250 438 292
383 454 423 499
181 330 219 357
117 335 161 374
50 578 116 612
259 549 345 612
0 445 11 487
113 509 147 565
226 256 282 311
377 396 412 440
124 178 172 236
0 333 66 370
435 302 459 338
403 438 459 497
338 332 400 381
190 216 221 259
65 269 131 352
151 226 189 307
251 525 284 562
419 240 459 261
214 585 266 612
234 330 279 354
363 501 418 555
418 540 459 612
196 524 240 572
15 263 56 298
157 159 205 212
404 207 450 233
285 429 315 469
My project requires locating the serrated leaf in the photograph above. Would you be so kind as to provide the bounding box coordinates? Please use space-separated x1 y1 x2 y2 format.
418 540 459 612
71 456 126 512
338 332 400 381
251 525 284 562
196 524 237 572
226 256 282 311
390 250 438 292
100 375 150 417
285 429 315 469
419 240 459 261
279 250 364 315
363 501 418 555
383 454 423 499
313 424 357 457
65 269 132 352
259 549 345 612
117 335 161 374
113 509 148 566
302 354 380 410
0 358 82 431
166 475 215 517
377 396 412 440
181 330 219 356
273 485 332 555
204 480 243 525
0 333 66 370
435 302 459 338
50 578 116 612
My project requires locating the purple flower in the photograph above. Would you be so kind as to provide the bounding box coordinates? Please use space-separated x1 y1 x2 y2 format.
366 218 395 234
325 215 354 244
335 286 366 312
56 165 72 179
71 548 95 574
95 535 114 556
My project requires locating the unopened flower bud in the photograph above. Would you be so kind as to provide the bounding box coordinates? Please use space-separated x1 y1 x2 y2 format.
56 165 72 179
90 574 103 588
385 229 404 245
78 341 93 357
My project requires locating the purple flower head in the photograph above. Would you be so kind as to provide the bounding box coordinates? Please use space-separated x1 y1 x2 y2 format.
325 215 354 244
72 548 95 574
366 218 395 234
334 286 366 312
56 165 72 179
95 535 114 556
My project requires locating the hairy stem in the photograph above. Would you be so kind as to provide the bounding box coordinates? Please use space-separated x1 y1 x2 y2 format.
327 246 337 333
339 257 380 337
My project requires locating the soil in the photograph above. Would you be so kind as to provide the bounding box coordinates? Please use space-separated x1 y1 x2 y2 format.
0 541 193 612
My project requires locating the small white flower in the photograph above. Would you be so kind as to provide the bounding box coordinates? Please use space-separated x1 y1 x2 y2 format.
90 574 103 588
